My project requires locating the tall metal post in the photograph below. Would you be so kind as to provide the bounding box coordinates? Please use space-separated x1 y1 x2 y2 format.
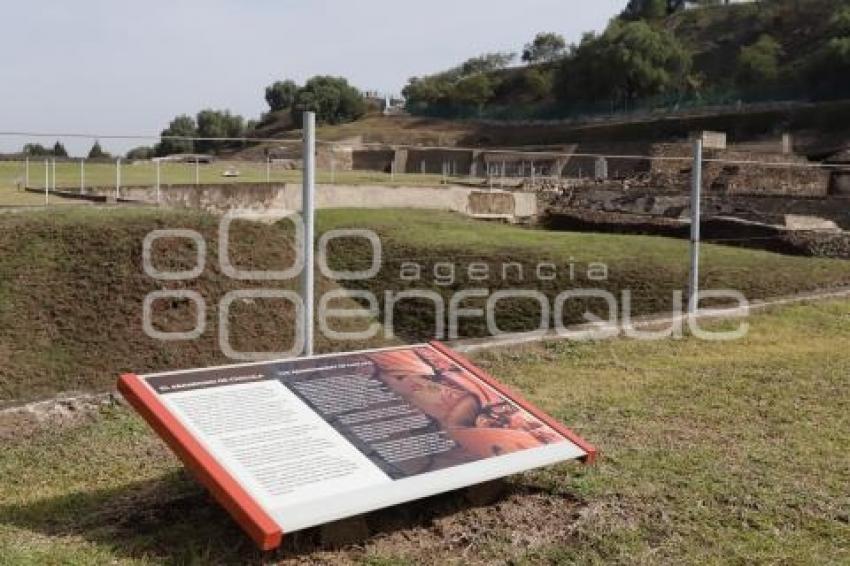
688 139 703 316
116 157 122 200
302 111 316 357
44 159 49 205
155 160 161 203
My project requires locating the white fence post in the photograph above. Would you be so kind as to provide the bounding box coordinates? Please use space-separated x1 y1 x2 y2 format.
688 139 703 316
116 157 121 200
155 159 161 204
302 111 316 357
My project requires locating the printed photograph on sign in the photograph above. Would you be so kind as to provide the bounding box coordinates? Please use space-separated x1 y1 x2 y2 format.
273 346 566 479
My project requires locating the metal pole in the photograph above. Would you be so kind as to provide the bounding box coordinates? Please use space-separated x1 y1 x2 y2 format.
302 111 316 357
155 160 161 203
24 157 29 188
80 158 85 194
44 159 49 205
390 160 395 182
688 139 703 316
116 157 121 200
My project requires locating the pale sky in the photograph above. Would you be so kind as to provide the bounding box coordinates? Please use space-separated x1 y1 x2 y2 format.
0 0 623 155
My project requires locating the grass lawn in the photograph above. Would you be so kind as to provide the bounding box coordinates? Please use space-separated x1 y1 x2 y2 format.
0 184 81 206
0 160 450 206
316 209 850 340
1 207 849 403
0 207 392 404
1 299 847 564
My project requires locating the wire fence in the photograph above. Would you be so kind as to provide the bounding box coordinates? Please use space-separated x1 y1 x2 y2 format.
0 130 848 379
0 129 846 246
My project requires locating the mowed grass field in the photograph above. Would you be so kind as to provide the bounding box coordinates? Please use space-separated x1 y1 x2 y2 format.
0 160 449 206
0 299 847 564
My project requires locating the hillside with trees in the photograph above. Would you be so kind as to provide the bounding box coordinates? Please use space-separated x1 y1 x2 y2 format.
143 0 850 157
403 0 850 120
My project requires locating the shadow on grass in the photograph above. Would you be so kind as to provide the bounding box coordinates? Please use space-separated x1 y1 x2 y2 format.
0 470 572 563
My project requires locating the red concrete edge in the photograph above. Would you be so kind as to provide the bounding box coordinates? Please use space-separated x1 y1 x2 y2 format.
428 341 598 465
117 373 283 550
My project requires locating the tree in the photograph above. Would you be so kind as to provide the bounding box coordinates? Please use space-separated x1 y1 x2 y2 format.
126 146 154 160
195 109 245 153
22 143 50 156
829 7 850 37
87 141 110 159
805 36 850 99
800 5 850 99
451 74 496 112
293 76 366 126
736 34 782 86
155 115 197 156
522 32 567 63
403 52 516 114
623 0 693 19
265 80 299 112
457 52 515 75
52 141 68 158
402 75 453 113
523 67 554 99
556 21 692 106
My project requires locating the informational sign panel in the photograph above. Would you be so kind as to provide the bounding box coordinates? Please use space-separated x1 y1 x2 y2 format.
699 130 727 150
119 342 596 550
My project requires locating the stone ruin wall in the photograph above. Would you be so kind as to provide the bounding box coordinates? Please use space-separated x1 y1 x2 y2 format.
648 143 830 198
345 141 832 198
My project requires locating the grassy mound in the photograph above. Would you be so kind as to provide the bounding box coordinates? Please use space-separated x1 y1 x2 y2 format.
317 209 850 341
1 299 847 563
2 207 849 405
0 208 388 405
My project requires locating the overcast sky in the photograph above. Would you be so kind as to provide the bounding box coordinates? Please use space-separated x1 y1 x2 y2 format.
0 0 623 155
